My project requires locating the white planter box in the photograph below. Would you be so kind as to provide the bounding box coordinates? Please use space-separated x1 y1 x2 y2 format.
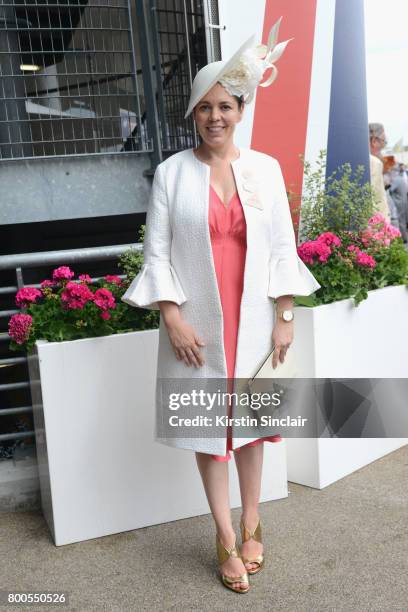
28 329 287 546
287 285 408 489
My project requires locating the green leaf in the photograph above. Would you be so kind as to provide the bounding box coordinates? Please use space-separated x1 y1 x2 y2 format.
294 295 317 307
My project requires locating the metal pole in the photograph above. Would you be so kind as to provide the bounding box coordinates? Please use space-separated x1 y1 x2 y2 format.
134 0 163 171
127 0 146 151
182 0 198 147
149 1 169 151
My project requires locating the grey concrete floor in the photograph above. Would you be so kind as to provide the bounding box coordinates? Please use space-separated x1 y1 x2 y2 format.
0 445 407 612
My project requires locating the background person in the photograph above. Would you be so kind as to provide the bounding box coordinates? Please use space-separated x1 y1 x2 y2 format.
389 165 408 243
384 171 400 229
398 162 408 186
369 122 391 221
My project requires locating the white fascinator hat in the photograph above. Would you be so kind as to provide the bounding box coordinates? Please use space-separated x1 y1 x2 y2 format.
184 16 293 119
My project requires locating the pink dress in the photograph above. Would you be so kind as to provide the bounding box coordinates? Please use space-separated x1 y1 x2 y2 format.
208 185 282 461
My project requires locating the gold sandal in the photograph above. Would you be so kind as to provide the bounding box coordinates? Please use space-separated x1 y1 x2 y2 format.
216 534 250 593
240 519 264 575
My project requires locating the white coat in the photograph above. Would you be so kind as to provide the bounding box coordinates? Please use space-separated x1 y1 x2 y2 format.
121 147 321 455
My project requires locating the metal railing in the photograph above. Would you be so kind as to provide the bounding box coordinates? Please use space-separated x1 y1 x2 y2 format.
0 242 142 447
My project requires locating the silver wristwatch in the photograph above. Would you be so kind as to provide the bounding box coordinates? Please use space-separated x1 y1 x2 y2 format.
276 309 294 322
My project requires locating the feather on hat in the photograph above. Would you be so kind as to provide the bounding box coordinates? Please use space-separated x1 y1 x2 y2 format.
184 17 293 119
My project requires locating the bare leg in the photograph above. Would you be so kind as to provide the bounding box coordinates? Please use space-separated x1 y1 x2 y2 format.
195 452 247 589
234 443 264 571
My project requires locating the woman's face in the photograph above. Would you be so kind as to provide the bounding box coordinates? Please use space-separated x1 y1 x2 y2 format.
193 83 244 146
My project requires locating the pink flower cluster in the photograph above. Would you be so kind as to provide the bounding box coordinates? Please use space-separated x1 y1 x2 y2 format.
42 268 124 293
361 213 401 247
8 313 33 345
61 281 94 310
368 213 388 225
15 287 42 308
346 245 376 268
93 288 116 320
79 274 93 284
59 282 116 319
104 275 123 286
11 266 120 347
40 279 55 289
316 232 342 247
298 232 342 265
52 266 75 283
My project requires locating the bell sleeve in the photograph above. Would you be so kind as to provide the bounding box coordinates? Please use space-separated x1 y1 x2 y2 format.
121 163 187 311
268 159 321 299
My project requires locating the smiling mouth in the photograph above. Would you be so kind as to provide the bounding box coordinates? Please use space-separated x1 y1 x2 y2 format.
207 127 225 132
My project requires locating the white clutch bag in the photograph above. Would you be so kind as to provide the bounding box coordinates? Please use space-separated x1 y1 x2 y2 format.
248 346 298 395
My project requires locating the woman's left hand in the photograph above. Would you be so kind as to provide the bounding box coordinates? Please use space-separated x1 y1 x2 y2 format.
271 320 294 369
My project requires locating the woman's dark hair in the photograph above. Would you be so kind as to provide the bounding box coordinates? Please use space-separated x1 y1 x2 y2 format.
234 95 244 111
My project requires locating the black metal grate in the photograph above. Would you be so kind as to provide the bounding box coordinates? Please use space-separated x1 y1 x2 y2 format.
0 0 149 159
150 0 208 152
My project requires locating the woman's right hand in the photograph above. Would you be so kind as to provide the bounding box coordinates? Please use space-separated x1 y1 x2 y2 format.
159 301 205 367
166 319 206 367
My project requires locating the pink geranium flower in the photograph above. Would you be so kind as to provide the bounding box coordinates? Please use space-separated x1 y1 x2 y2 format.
61 281 94 310
8 313 33 345
361 214 401 247
347 245 376 268
104 275 124 286
78 274 93 284
52 266 75 283
361 228 393 247
356 252 376 268
93 288 116 311
368 213 386 225
386 225 401 239
317 232 341 247
100 311 111 320
15 287 42 308
40 279 55 288
297 240 332 264
297 242 314 265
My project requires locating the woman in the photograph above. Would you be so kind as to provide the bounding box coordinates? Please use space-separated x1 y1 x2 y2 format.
122 19 320 594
